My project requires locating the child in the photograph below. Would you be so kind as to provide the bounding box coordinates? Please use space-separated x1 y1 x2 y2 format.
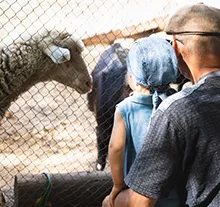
104 36 180 207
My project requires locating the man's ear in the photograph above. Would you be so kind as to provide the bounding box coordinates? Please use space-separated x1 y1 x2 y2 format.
172 39 181 57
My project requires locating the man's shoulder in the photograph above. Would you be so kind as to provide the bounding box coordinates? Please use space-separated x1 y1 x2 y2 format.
158 74 220 114
158 83 201 113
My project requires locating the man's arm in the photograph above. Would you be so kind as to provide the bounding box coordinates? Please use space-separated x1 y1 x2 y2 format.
124 108 181 202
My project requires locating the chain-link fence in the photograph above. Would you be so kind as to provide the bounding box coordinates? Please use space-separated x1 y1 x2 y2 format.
0 0 219 206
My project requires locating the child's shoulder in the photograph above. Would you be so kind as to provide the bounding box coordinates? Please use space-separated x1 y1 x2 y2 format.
117 95 133 107
117 92 152 108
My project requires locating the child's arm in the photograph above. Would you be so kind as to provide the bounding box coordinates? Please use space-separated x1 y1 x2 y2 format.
109 107 127 207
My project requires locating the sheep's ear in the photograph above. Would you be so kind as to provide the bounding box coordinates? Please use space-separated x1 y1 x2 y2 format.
44 44 70 64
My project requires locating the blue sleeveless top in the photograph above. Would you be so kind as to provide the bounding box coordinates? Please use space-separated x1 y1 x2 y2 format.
116 92 153 175
117 92 181 207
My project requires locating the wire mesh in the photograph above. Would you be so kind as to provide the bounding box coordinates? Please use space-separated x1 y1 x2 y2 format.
0 0 219 206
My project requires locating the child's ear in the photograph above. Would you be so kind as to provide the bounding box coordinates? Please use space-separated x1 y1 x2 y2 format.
127 73 132 79
146 85 150 89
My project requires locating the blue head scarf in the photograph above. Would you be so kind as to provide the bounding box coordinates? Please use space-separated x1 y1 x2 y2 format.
126 36 179 111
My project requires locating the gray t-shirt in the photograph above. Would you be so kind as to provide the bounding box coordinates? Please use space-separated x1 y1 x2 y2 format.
125 70 220 207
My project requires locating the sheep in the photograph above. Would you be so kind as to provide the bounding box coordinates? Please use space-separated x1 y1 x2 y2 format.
0 30 92 121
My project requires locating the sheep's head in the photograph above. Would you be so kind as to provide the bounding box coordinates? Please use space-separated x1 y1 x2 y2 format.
38 31 92 94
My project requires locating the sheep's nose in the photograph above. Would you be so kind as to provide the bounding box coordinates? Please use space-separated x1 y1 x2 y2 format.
86 81 91 87
86 81 92 92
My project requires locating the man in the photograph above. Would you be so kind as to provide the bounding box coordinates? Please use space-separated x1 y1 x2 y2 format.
103 3 220 207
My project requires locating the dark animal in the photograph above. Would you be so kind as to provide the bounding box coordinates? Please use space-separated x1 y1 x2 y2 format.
88 39 189 171
87 43 131 171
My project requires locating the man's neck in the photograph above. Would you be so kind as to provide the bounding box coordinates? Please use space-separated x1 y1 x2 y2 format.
195 68 220 83
185 55 220 83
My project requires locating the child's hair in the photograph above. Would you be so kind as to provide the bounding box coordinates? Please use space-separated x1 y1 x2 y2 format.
126 36 179 89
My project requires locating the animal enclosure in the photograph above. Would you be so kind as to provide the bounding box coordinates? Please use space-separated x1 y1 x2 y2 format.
0 0 219 206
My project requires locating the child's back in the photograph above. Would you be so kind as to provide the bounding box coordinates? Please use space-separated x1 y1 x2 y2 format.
117 92 153 175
